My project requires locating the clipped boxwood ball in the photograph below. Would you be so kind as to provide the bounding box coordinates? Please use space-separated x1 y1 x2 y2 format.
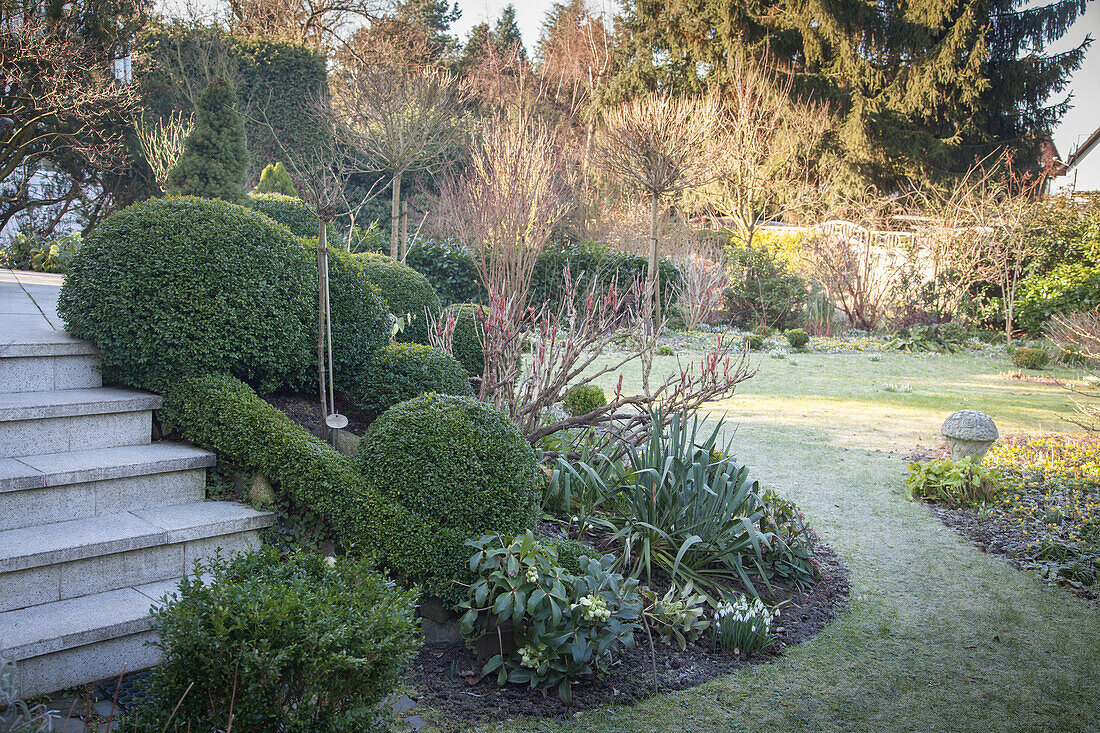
357 394 539 540
350 343 473 419
244 192 320 238
786 328 810 349
1012 346 1050 370
59 197 314 394
354 252 442 345
563 384 607 417
445 303 485 378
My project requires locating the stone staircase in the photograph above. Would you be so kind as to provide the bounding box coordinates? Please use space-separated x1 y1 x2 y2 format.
0 272 274 696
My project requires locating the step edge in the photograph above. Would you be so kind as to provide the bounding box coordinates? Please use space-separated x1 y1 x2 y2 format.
0 392 162 422
0 447 214 494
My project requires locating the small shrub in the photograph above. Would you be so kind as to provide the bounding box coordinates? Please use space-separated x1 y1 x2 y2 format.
656 344 674 356
785 328 810 349
355 252 442 345
711 594 777 655
405 239 482 306
906 457 997 505
0 232 81 273
724 244 807 330
350 343 473 419
254 161 297 196
356 394 540 603
1012 346 1051 370
133 548 418 732
244 191 320 238
1 648 55 732
745 333 765 351
562 384 607 417
640 584 710 650
459 531 641 703
445 302 486 377
59 197 315 394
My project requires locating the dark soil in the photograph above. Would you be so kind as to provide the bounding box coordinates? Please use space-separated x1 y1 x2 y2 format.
405 544 849 729
262 390 373 438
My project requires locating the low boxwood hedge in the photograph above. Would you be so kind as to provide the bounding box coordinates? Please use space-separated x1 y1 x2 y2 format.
350 343 473 419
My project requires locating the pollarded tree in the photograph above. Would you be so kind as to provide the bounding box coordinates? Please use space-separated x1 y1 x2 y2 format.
334 65 469 259
255 162 298 196
167 78 250 203
594 92 720 319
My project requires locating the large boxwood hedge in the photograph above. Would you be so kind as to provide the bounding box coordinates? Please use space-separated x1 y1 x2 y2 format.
349 343 473 419
244 192 320 238
354 252 442 345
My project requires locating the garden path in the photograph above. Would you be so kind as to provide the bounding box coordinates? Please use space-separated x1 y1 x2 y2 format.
498 354 1100 733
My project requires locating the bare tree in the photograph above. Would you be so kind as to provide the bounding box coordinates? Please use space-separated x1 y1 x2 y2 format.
698 57 832 249
226 0 383 51
436 118 568 403
1047 308 1100 432
134 112 195 193
594 93 719 320
0 20 137 232
333 65 469 259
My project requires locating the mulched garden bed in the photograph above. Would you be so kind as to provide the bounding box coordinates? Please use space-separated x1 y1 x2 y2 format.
405 543 849 728
263 390 373 437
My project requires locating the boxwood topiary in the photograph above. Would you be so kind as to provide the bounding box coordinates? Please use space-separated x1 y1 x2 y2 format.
324 248 394 392
132 548 418 732
244 192 320 238
58 196 315 394
445 302 486 378
562 384 607 417
163 373 475 601
356 394 540 598
1012 346 1051 370
405 239 482 306
785 328 810 349
354 252 442 345
350 343 473 419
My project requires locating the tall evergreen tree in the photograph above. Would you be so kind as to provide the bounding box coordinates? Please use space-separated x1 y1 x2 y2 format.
493 4 526 59
393 0 462 61
608 0 1091 190
167 78 250 203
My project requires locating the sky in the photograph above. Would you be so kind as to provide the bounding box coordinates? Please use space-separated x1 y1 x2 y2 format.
452 0 1100 160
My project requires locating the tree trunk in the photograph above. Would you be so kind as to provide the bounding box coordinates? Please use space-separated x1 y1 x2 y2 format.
400 197 409 261
389 172 402 259
649 190 662 323
317 220 329 438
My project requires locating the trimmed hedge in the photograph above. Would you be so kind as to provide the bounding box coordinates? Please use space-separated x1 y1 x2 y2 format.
162 373 471 598
445 303 486 378
59 197 314 394
356 394 540 600
244 192 320 238
405 239 482 307
563 384 607 417
354 252 442 345
325 248 393 392
133 549 418 731
350 343 473 419
1012 346 1050 370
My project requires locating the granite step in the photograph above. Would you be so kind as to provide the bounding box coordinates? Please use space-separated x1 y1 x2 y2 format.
0 443 215 531
0 387 160 458
0 352 101 393
1 577 180 697
0 502 274 613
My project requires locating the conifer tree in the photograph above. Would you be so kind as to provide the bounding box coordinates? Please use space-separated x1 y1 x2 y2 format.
608 0 1091 190
493 4 526 59
254 162 298 197
167 77 250 203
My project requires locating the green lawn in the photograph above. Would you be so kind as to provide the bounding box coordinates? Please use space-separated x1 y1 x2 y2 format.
467 351 1100 733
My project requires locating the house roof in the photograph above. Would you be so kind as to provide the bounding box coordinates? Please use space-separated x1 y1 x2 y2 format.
1067 124 1100 168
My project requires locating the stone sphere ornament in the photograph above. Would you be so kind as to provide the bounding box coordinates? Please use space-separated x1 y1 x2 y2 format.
941 410 999 462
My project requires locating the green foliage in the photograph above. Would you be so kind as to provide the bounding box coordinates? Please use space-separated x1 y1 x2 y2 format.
711 594 777 655
162 373 473 598
0 232 81 273
1015 264 1100 334
355 252 442 344
640 583 710 650
445 302 486 377
135 28 329 180
724 244 807 330
785 329 810 349
1012 346 1051 370
1057 345 1091 368
58 197 314 394
405 239 482 306
356 394 541 602
887 323 970 353
544 537 598 576
350 343 473 419
459 531 641 703
745 333 765 351
529 240 681 310
1023 191 1100 274
563 384 607 417
906 457 997 506
254 161 297 196
133 548 418 732
166 78 249 203
325 247 395 393
244 192 319 237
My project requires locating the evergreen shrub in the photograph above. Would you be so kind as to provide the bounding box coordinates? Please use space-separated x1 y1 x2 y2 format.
350 343 473 419
563 384 607 417
254 161 297 196
58 197 314 394
405 240 482 306
133 548 418 732
445 303 486 377
244 192 319 237
355 252 442 344
724 244 807 330
356 394 540 601
166 78 249 203
1012 347 1051 370
785 329 810 349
